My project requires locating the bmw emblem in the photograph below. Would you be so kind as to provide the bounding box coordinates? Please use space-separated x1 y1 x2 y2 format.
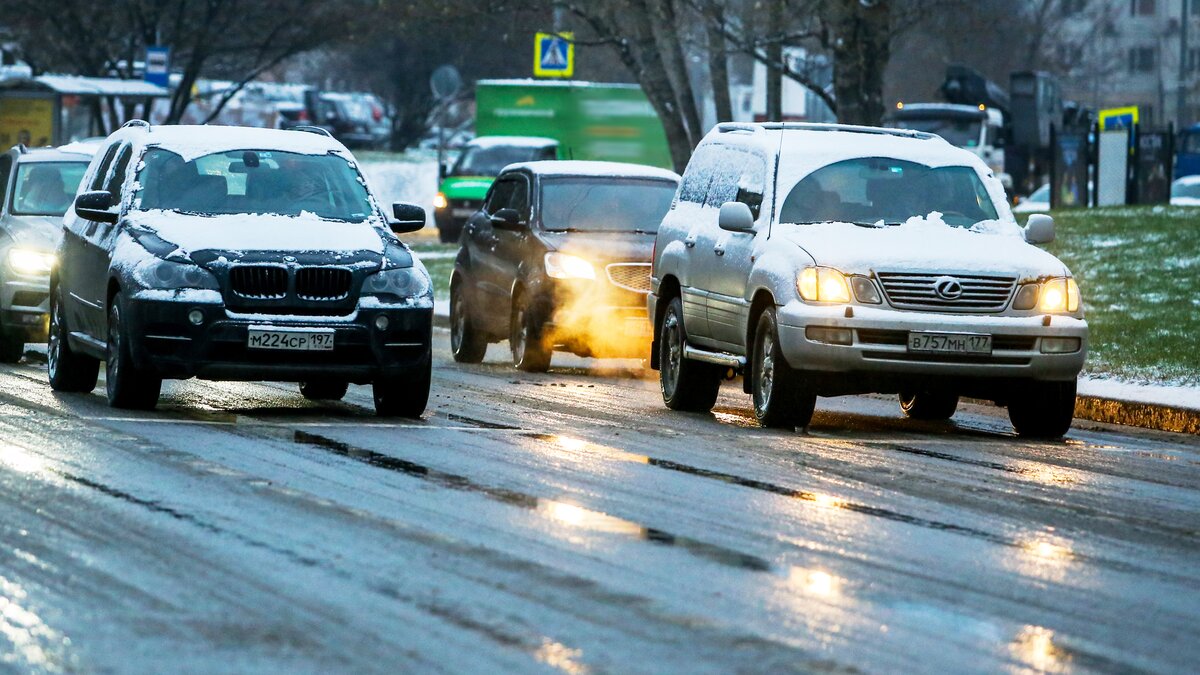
283 255 297 264
933 276 964 300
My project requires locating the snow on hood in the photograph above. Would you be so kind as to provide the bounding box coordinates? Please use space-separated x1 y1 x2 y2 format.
1 215 64 252
781 212 1068 278
126 209 384 255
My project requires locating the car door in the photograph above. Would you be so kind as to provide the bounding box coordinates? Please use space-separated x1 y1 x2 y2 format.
705 148 769 349
61 141 119 341
672 144 721 344
465 175 517 316
490 171 531 304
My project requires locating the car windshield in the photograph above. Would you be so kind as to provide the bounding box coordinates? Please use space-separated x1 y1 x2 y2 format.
541 178 677 234
452 144 556 177
134 148 374 221
1172 180 1200 199
9 161 89 216
779 157 999 229
1027 184 1050 202
892 116 982 147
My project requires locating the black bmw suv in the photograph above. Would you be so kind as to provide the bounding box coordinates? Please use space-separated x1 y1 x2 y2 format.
49 121 433 416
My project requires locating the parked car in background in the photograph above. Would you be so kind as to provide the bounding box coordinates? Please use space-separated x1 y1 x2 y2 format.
1170 175 1200 206
1012 183 1050 214
434 136 559 243
649 123 1088 438
49 122 432 416
450 161 680 371
317 92 391 149
0 142 98 362
1175 124 1200 179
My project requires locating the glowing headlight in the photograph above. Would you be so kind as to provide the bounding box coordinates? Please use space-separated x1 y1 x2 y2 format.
131 257 219 290
362 266 430 299
433 192 448 210
8 249 55 275
1037 277 1080 313
798 267 851 303
544 252 595 280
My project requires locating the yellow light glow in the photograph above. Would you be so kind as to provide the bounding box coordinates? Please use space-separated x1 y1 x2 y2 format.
788 566 843 598
798 267 819 300
978 103 987 111
1038 277 1081 313
432 192 448 209
809 493 845 509
544 252 595 280
896 101 904 110
1066 278 1080 312
7 249 54 276
797 267 850 303
539 499 643 535
555 436 588 452
1010 625 1063 672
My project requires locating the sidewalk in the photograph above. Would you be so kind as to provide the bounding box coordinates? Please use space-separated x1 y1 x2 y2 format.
431 302 1199 435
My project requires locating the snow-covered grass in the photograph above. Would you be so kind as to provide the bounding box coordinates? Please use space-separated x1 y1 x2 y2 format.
1039 205 1200 386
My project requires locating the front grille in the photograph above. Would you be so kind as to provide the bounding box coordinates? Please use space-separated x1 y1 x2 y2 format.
296 268 352 301
606 263 652 293
877 272 1016 313
230 266 287 299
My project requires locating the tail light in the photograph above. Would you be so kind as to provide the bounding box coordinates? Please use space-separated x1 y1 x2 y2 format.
372 105 383 122
297 109 309 122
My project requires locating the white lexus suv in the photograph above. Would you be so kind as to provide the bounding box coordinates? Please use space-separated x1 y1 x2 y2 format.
648 123 1087 438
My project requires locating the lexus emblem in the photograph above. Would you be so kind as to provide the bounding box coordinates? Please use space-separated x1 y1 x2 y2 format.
933 276 964 300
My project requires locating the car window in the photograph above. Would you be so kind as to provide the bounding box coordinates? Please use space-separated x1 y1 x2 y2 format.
133 148 374 221
779 157 999 229
451 145 555 178
485 179 517 215
9 161 90 216
541 178 677 233
1172 180 1200 199
703 147 766 217
509 176 530 220
892 116 983 147
678 145 720 205
0 155 12 209
106 145 133 201
89 143 120 191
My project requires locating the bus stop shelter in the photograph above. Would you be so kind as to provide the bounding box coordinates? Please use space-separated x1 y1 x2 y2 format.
0 74 169 148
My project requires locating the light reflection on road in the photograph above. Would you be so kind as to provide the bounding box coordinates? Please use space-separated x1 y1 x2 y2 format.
1010 625 1069 673
0 575 71 672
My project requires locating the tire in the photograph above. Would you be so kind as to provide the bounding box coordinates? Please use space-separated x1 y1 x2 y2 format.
658 295 721 412
1008 380 1077 438
105 297 161 410
373 351 431 418
47 285 99 393
898 391 960 420
510 290 551 373
0 331 24 364
751 308 815 429
450 278 487 364
299 380 349 401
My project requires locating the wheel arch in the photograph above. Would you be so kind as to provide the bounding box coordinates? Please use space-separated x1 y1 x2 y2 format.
743 288 776 394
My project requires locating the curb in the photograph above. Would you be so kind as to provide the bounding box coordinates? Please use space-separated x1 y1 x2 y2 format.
433 304 1199 436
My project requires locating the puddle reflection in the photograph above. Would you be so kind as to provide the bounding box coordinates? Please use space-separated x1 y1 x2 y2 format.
0 575 72 671
787 566 844 600
534 638 589 674
1010 625 1068 673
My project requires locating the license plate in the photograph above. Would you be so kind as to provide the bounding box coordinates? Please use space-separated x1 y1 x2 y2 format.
247 327 335 351
451 208 475 218
907 331 991 354
624 317 652 338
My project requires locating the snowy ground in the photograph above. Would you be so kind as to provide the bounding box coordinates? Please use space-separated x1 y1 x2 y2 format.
1 331 1198 672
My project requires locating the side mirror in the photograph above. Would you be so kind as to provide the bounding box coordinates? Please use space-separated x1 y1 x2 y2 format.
1024 213 1055 245
74 190 118 223
438 163 449 180
490 208 524 230
390 202 425 233
718 201 755 232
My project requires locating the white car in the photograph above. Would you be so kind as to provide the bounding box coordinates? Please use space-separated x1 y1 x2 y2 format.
648 123 1088 438
0 142 98 362
1170 175 1200 206
1012 183 1050 214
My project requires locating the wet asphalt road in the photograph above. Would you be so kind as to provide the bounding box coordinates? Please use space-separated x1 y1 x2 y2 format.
0 328 1197 674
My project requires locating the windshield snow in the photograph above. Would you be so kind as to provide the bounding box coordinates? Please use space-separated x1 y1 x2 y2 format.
134 148 374 221
779 157 999 229
9 161 90 216
451 144 556 177
541 178 677 233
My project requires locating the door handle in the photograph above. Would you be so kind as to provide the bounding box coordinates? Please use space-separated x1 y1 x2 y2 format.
684 235 697 249
714 246 725 256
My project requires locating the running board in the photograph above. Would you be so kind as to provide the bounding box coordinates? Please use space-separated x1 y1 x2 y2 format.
683 343 746 368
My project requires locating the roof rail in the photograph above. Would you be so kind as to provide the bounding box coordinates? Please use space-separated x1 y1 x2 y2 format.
718 121 937 141
122 119 151 131
14 143 28 154
291 125 333 138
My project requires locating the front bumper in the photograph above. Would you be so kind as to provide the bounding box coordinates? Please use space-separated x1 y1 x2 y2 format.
125 292 432 383
538 277 651 359
776 300 1088 391
1 275 51 341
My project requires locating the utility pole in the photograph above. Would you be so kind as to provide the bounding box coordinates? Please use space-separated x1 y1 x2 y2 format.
1180 0 1191 127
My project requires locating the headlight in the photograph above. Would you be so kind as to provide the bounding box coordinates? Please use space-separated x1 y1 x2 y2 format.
130 257 219 290
1038 277 1081 313
798 267 851 303
8 249 55 275
433 192 448 210
544 252 595 280
362 266 430 300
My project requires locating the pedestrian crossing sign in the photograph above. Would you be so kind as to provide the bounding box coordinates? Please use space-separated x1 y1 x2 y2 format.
534 32 574 78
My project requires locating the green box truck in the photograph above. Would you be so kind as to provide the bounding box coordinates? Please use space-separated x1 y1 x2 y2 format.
433 79 672 242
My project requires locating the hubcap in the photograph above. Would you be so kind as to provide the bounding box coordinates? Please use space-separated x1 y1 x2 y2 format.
757 331 775 412
662 310 681 398
451 291 465 351
511 303 525 362
48 298 61 375
107 307 120 384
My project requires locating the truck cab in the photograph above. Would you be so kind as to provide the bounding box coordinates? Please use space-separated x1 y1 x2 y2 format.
433 136 558 243
887 103 1010 188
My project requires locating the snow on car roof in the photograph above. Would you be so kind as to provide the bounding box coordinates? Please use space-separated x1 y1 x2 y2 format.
1173 175 1200 186
467 135 559 149
15 146 98 162
506 160 679 182
131 124 347 161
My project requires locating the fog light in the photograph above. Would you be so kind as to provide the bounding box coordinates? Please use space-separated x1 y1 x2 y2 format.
805 326 853 345
187 309 204 326
374 314 390 331
1040 337 1081 354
